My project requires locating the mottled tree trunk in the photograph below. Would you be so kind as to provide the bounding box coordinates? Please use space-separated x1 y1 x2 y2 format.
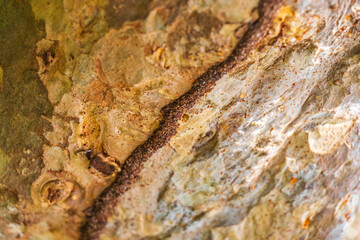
1 0 360 239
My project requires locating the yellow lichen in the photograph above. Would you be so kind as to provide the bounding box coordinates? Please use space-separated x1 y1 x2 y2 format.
77 107 103 154
269 6 308 41
0 149 9 177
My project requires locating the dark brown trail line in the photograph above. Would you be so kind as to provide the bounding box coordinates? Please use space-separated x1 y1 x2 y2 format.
80 0 286 238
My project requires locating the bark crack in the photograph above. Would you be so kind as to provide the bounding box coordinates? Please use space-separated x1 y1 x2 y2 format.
80 0 286 238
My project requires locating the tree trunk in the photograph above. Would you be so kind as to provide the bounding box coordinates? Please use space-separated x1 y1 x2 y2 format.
1 0 360 239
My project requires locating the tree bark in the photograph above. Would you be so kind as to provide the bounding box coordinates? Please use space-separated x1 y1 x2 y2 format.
1 0 360 239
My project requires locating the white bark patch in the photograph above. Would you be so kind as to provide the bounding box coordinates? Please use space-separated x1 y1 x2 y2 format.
308 119 354 155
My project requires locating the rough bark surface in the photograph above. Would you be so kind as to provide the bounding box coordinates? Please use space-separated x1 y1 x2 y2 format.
1 0 360 239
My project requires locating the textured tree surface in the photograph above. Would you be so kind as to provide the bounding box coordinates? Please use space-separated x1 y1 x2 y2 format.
1 0 360 239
